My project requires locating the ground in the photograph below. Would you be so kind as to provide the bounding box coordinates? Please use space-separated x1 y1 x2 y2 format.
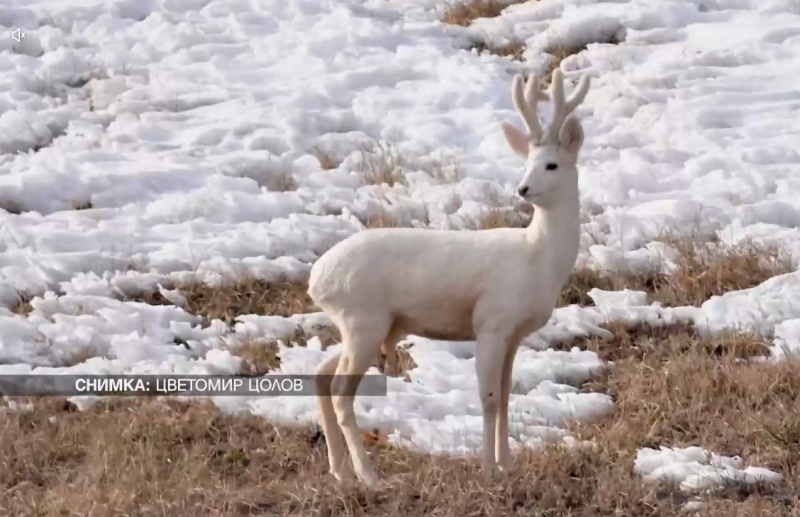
2 0 800 515
3 240 799 516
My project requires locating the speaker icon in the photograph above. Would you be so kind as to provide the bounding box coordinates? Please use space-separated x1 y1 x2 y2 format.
11 28 25 43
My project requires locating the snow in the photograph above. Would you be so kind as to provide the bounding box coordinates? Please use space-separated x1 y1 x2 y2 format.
0 0 799 493
635 446 782 493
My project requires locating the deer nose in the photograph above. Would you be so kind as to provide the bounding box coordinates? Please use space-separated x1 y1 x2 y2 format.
517 185 529 197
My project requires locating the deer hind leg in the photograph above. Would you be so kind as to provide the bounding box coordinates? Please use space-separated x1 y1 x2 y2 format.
377 324 405 376
315 352 352 482
330 316 389 488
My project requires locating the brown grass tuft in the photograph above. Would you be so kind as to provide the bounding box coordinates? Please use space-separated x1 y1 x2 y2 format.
465 191 532 230
314 147 342 170
12 294 34 316
354 141 406 187
361 205 405 229
264 172 299 192
558 238 792 307
381 346 418 381
472 40 525 61
542 32 625 85
427 156 462 184
234 339 282 376
61 346 106 367
441 0 527 27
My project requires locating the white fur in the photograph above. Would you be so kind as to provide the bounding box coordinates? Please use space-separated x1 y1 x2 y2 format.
308 69 590 487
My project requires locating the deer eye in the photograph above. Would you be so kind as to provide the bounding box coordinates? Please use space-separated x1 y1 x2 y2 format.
545 163 558 171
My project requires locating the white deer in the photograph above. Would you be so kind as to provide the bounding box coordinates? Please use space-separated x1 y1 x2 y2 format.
309 68 591 487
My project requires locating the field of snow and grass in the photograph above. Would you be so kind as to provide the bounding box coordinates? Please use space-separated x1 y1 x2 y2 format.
2 0 800 514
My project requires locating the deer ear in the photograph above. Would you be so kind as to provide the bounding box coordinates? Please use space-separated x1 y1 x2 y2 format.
558 116 584 155
501 122 530 157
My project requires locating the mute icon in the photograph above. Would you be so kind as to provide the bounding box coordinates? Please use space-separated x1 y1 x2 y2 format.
11 28 25 42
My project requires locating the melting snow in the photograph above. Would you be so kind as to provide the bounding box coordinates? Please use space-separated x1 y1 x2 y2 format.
0 0 799 467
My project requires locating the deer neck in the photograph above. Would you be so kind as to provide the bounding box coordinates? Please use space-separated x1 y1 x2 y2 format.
524 186 581 280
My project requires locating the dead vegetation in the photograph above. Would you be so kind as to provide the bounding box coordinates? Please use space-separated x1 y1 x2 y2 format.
11 294 34 316
360 205 408 229
223 161 299 192
234 339 283 376
441 0 528 27
264 173 299 192
380 346 418 381
314 147 343 170
60 346 106 368
467 203 530 229
354 141 407 187
471 40 525 61
441 0 624 72
558 238 792 307
426 156 462 184
130 279 316 325
70 200 93 210
542 31 625 85
4 223 797 515
441 0 528 61
8 368 794 517
465 191 533 230
557 324 800 514
178 280 315 323
0 398 688 516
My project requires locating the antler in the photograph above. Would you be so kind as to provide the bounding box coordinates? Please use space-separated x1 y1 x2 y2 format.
511 73 549 140
543 68 590 143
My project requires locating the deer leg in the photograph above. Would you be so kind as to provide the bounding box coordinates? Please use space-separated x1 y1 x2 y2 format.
330 319 387 488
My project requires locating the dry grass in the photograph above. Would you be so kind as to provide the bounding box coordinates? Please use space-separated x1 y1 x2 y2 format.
314 147 342 170
354 141 406 187
5 329 798 517
0 398 688 516
263 172 299 192
131 279 316 325
471 205 530 229
542 31 625 85
180 279 315 323
4 234 797 514
441 0 527 61
381 346 418 381
70 200 93 210
472 40 525 61
361 206 406 229
558 238 792 307
557 324 800 514
233 339 282 376
465 191 532 230
441 0 528 27
11 294 34 316
61 346 106 367
427 156 462 184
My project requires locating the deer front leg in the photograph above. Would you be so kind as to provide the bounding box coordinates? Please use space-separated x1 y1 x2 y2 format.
495 343 519 469
475 333 511 475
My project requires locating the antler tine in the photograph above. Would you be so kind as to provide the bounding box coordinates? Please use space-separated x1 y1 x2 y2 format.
543 69 591 142
543 69 566 142
565 75 590 113
523 73 547 139
511 74 542 138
